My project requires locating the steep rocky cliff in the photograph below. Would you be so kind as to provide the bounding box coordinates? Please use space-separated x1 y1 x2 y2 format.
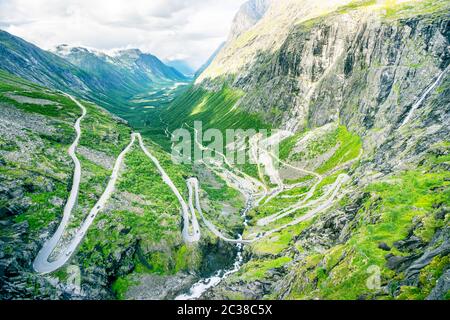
228 0 272 40
178 0 450 300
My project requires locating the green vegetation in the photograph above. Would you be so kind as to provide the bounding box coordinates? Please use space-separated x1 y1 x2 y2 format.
383 0 450 20
121 82 190 143
336 0 377 15
201 173 243 208
250 184 309 220
14 183 69 232
0 73 83 234
297 0 377 31
79 102 131 156
279 131 305 160
297 0 450 34
280 125 361 175
160 86 271 135
250 221 313 256
285 156 449 300
112 277 136 300
310 171 345 201
316 126 361 174
291 129 339 162
237 256 292 282
77 142 194 277
285 175 314 186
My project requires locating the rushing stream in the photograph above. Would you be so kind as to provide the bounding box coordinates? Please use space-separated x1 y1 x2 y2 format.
175 195 253 300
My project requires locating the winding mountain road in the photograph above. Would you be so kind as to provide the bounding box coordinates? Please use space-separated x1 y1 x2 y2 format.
187 178 253 244
137 134 201 243
178 124 353 244
252 174 351 240
34 132 136 273
34 94 353 274
34 97 202 274
33 95 87 273
256 173 349 227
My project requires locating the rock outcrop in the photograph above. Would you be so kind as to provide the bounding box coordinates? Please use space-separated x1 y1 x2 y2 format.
192 0 450 300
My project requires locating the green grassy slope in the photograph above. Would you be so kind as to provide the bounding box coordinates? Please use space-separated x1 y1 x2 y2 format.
0 70 247 299
160 85 271 133
285 154 449 300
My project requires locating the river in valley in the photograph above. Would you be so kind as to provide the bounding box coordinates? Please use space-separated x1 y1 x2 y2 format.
175 196 254 300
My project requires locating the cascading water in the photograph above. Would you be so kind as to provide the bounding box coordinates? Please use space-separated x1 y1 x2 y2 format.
175 195 253 300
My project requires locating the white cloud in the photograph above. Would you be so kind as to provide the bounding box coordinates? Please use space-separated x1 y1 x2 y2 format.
0 0 247 68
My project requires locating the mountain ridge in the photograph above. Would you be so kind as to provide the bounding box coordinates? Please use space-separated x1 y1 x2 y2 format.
228 0 273 40
161 0 450 300
0 30 188 113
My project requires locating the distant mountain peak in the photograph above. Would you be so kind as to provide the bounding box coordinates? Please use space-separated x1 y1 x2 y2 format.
52 44 77 56
113 48 143 58
52 44 107 59
0 30 187 114
198 0 361 82
229 0 272 40
51 44 185 80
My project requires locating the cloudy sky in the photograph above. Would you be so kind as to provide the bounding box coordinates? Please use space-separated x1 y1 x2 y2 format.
0 0 247 69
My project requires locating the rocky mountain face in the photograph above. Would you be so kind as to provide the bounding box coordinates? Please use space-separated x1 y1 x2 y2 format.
196 0 450 170
180 0 450 300
198 0 359 82
232 2 449 153
228 0 272 40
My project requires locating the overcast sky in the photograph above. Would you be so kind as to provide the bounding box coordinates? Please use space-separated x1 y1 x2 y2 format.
0 0 247 68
